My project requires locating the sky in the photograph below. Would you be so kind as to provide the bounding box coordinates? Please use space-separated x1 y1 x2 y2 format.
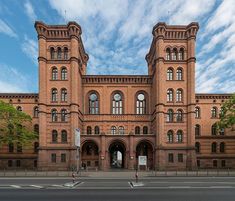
0 0 234 93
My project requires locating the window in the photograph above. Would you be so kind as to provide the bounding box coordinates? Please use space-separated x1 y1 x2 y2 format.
195 107 200 118
176 130 183 143
111 126 116 135
8 160 13 167
50 47 55 59
213 160 217 168
167 68 173 80
166 109 174 122
61 109 68 122
136 93 146 114
211 142 217 153
86 146 92 155
17 142 22 153
16 160 21 167
51 88 58 102
176 109 183 122
211 124 217 135
52 130 58 143
211 107 217 118
34 142 39 153
195 124 200 136
119 126 124 135
220 142 225 153
94 126 100 134
52 67 58 80
34 160 37 168
168 153 174 163
61 67 67 80
221 160 226 167
61 88 67 102
51 153 56 163
57 47 62 59
178 48 184 60
166 48 171 60
112 92 123 114
17 106 22 111
34 107 39 118
89 93 99 114
195 142 200 153
61 153 66 162
135 126 140 135
51 109 58 122
143 126 148 134
64 47 68 59
178 153 183 162
197 160 200 167
167 130 173 143
172 48 177 60
87 126 92 135
8 143 14 153
219 128 225 135
176 89 182 102
176 68 183 80
34 124 39 134
167 89 173 102
61 130 67 143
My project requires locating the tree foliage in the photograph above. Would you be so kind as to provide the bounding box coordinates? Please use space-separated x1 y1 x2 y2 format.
217 94 235 130
0 101 38 147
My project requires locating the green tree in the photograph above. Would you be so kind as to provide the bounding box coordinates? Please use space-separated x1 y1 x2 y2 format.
0 101 38 147
217 94 235 130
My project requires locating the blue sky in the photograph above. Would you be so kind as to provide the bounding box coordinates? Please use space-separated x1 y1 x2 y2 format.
0 0 234 93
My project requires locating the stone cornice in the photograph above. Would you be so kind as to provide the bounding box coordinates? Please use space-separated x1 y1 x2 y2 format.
195 93 233 99
0 93 38 99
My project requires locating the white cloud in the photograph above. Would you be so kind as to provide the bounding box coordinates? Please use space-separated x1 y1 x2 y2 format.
0 19 17 38
24 0 37 22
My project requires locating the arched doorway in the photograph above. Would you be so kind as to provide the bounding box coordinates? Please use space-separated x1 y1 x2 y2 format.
109 141 126 169
81 141 99 170
136 141 154 170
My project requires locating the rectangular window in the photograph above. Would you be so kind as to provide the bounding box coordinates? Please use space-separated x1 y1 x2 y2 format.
168 153 174 163
221 160 226 168
34 160 37 168
197 160 200 167
16 160 21 167
213 160 217 168
51 153 56 163
61 154 66 163
178 154 183 162
8 160 13 167
87 161 91 167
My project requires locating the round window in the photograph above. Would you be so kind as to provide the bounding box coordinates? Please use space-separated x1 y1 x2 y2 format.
137 93 145 101
114 93 121 101
89 93 97 101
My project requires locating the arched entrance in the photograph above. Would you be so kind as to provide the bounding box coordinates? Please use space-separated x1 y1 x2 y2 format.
136 141 154 170
109 141 126 169
81 141 99 170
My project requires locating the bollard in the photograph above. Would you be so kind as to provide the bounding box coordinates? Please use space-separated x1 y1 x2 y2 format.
72 172 75 183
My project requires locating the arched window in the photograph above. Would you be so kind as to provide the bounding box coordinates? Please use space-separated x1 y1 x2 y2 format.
87 126 92 134
136 93 146 114
195 107 200 118
135 126 140 134
178 48 184 60
8 143 14 153
211 142 217 153
57 47 62 59
52 67 58 80
167 89 173 102
112 92 123 114
167 109 174 122
172 48 177 60
211 107 217 118
167 130 173 143
94 126 100 134
34 107 39 118
119 126 124 134
50 47 55 59
176 68 183 80
111 126 116 135
61 130 67 143
64 47 68 59
61 88 67 102
51 88 58 102
34 124 39 134
61 67 67 80
167 68 173 80
195 124 200 136
61 109 68 122
220 142 225 153
176 130 183 143
176 109 183 122
34 142 39 153
195 142 200 153
176 89 183 102
89 93 99 114
143 126 148 134
17 106 22 111
166 48 171 60
52 130 58 143
211 123 217 135
51 109 58 122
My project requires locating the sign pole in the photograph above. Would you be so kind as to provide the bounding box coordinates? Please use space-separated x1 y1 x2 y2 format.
75 128 81 176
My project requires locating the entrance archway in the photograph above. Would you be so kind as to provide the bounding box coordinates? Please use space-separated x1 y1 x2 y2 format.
136 141 154 170
109 141 126 169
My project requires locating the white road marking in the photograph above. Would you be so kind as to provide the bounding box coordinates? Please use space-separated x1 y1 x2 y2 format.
128 182 133 188
30 185 43 188
169 186 191 188
10 185 21 188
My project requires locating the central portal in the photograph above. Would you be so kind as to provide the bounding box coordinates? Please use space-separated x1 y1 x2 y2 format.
109 141 125 169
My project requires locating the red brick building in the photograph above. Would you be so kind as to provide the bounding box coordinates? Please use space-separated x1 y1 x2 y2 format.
0 21 234 170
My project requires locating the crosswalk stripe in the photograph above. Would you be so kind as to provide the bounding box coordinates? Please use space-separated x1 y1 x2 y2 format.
30 185 43 188
10 185 21 188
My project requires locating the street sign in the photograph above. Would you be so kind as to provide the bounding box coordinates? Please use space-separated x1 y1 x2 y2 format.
75 128 80 147
138 156 147 166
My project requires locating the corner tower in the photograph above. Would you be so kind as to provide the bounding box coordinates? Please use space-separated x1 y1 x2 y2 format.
146 22 199 170
35 21 88 170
